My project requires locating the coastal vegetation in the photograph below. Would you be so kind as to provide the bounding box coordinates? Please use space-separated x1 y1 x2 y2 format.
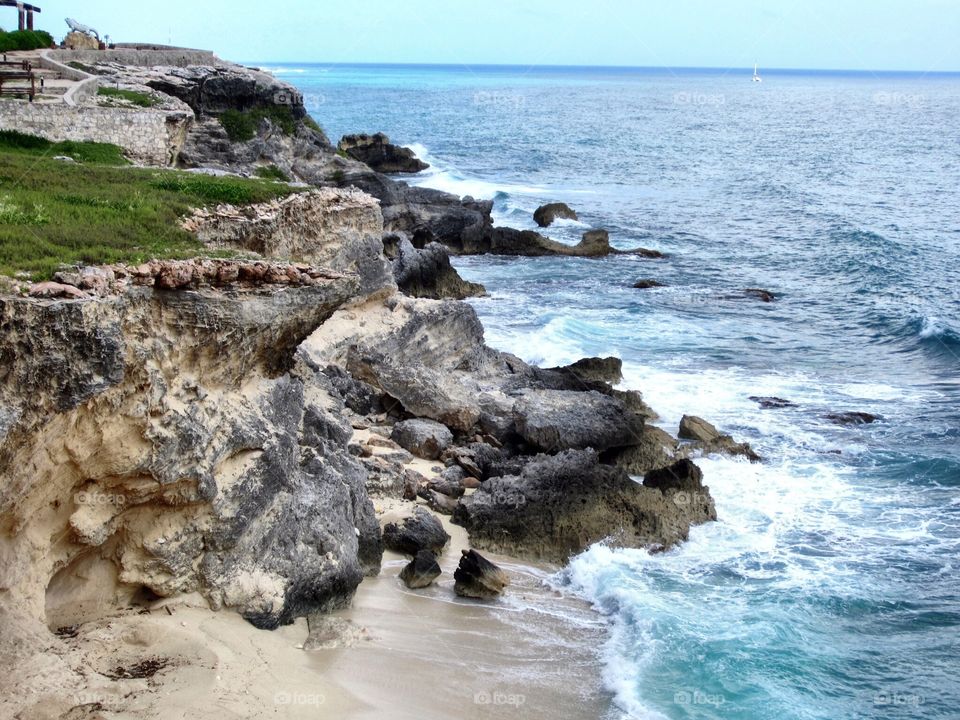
0 29 54 52
219 105 298 142
0 131 299 278
97 86 157 107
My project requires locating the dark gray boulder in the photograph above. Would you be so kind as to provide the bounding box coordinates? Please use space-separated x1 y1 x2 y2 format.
338 133 429 174
452 450 715 562
453 549 509 599
387 234 485 300
383 507 450 556
533 202 579 227
513 389 644 453
547 356 623 386
391 418 454 460
399 550 442 589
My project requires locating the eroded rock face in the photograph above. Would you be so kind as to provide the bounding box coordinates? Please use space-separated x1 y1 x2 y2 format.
387 234 485 300
513 389 645 453
452 450 716 562
338 133 429 174
185 189 393 300
0 283 382 635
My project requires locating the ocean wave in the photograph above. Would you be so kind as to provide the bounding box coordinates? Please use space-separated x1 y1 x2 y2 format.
407 143 548 200
258 67 307 75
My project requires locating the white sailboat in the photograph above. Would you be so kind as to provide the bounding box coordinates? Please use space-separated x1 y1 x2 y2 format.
752 63 763 83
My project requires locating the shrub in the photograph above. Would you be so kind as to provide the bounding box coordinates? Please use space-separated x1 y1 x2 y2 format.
0 29 54 52
97 86 157 107
219 106 299 143
0 131 127 165
219 109 257 142
254 165 290 182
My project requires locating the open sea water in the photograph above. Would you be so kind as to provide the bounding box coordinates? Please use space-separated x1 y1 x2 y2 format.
275 63 960 719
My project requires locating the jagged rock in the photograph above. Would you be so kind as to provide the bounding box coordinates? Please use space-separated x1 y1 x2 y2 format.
604 425 679 475
0 282 383 634
453 550 508 599
824 412 882 426
27 282 88 300
513 389 644 453
419 487 459 515
643 459 704 493
185 189 393 299
403 468 427 501
399 550 442 589
382 507 450 557
533 202 578 227
427 474 465 499
338 133 429 174
387 234 485 300
303 296 504 432
610 388 659 421
633 279 666 289
391 419 454 460
679 415 723 443
547 357 623 385
452 450 715 562
678 415 761 462
323 365 383 415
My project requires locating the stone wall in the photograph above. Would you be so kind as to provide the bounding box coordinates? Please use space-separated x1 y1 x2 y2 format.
0 102 192 166
51 47 220 69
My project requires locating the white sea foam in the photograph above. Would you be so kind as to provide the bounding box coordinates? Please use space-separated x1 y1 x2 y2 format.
407 143 548 200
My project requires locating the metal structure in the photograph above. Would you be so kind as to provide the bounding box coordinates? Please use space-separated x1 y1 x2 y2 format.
0 1 42 31
65 17 98 40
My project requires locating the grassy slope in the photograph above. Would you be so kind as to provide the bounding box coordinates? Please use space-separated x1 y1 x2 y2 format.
0 132 299 279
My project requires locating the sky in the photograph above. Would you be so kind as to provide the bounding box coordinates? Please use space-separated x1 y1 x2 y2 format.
19 0 960 72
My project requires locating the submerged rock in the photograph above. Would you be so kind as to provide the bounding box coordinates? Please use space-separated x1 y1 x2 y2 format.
453 549 509 599
382 507 450 557
533 202 578 227
633 279 666 289
400 550 442 589
750 396 798 409
825 411 882 426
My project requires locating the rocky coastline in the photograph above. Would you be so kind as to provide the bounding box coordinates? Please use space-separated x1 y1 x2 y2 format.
0 51 760 719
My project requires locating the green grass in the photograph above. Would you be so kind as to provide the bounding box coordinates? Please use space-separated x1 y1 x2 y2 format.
0 133 302 279
254 164 290 182
97 86 158 108
219 106 299 143
0 130 128 165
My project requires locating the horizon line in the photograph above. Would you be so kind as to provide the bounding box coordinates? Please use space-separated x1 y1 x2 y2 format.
238 60 960 76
